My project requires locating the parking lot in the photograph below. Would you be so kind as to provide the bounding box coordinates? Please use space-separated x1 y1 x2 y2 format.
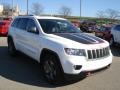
0 37 120 90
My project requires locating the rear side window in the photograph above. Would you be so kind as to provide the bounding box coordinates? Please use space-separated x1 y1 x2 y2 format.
11 18 20 27
17 18 28 30
27 19 36 27
26 19 39 34
26 19 37 30
114 25 120 31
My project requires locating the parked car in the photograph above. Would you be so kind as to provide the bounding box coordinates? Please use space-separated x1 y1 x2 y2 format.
80 21 96 33
0 17 12 36
95 26 112 44
8 15 112 84
111 24 120 46
71 20 80 28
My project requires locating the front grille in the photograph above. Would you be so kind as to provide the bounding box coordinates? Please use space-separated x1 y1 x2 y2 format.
87 47 110 60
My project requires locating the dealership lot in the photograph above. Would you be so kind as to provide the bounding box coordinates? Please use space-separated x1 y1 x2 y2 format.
0 37 120 90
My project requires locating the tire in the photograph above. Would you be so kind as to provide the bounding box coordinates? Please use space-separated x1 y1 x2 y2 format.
8 39 17 56
41 54 64 84
109 37 114 46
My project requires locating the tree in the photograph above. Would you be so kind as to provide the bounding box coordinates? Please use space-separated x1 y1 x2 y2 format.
2 3 12 16
59 6 72 17
31 2 44 15
105 9 120 19
3 3 11 11
96 10 106 18
96 9 120 19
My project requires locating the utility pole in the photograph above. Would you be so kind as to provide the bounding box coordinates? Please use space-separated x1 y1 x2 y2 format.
27 0 28 15
80 0 82 17
12 0 14 16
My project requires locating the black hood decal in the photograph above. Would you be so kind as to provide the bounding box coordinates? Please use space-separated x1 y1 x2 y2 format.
53 33 104 44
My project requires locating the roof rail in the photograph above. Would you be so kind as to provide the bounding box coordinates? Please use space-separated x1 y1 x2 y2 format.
18 14 35 16
27 14 35 16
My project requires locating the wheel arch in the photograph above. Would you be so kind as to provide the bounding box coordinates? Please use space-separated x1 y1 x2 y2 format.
40 48 60 63
40 48 64 72
7 35 13 43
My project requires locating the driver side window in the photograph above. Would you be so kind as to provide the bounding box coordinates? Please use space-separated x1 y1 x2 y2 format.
26 19 39 34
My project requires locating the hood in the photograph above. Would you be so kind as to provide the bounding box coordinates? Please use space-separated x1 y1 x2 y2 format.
53 33 104 44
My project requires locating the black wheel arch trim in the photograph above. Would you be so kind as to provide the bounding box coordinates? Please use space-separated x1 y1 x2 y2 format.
7 35 13 43
40 48 64 73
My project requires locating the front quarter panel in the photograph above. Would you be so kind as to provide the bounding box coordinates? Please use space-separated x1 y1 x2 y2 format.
38 35 64 62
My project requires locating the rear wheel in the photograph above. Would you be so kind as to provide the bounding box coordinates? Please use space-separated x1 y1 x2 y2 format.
8 39 16 56
41 54 64 84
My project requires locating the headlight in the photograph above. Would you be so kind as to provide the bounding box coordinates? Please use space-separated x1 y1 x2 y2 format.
64 48 86 56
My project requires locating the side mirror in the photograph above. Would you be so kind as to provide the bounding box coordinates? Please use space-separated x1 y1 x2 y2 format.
27 26 39 34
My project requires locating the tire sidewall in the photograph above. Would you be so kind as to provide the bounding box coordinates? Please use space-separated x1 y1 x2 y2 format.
42 54 63 84
8 39 16 56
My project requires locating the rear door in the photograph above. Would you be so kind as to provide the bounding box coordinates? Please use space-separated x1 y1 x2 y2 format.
14 18 29 53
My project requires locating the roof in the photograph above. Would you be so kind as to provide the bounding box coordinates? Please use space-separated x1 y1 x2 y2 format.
15 15 67 20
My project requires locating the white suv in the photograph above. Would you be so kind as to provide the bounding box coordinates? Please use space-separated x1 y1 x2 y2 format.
111 24 120 45
8 15 112 84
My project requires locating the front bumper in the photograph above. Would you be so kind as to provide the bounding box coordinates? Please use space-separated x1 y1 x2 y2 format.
64 64 111 81
60 53 112 75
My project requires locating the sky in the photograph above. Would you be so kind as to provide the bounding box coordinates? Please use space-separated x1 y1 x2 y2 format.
0 0 120 17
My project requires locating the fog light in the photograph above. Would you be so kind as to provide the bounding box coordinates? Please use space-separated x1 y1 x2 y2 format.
74 65 82 70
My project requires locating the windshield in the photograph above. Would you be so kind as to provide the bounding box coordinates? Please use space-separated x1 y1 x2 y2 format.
99 26 111 32
38 19 81 34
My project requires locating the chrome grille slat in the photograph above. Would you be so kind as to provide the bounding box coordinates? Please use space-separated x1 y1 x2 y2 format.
107 48 109 55
102 48 105 57
100 49 102 57
98 49 100 58
91 50 93 59
87 47 110 60
88 50 92 59
96 49 99 58
92 50 96 59
94 50 97 58
103 48 105 56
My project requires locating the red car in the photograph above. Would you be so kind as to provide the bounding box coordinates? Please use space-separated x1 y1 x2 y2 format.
0 17 12 36
95 26 112 42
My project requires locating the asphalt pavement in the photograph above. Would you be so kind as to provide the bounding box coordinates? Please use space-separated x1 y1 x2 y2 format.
0 37 120 90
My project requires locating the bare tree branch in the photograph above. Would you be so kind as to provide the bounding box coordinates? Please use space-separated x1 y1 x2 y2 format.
105 9 120 19
31 2 44 15
2 3 11 16
96 10 106 18
59 6 72 17
96 9 120 19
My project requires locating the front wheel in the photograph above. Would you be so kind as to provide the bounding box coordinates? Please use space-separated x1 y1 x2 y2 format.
41 55 64 84
8 39 17 56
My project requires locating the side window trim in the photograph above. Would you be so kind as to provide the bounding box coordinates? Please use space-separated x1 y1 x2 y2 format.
11 18 20 28
17 18 28 31
26 19 39 34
